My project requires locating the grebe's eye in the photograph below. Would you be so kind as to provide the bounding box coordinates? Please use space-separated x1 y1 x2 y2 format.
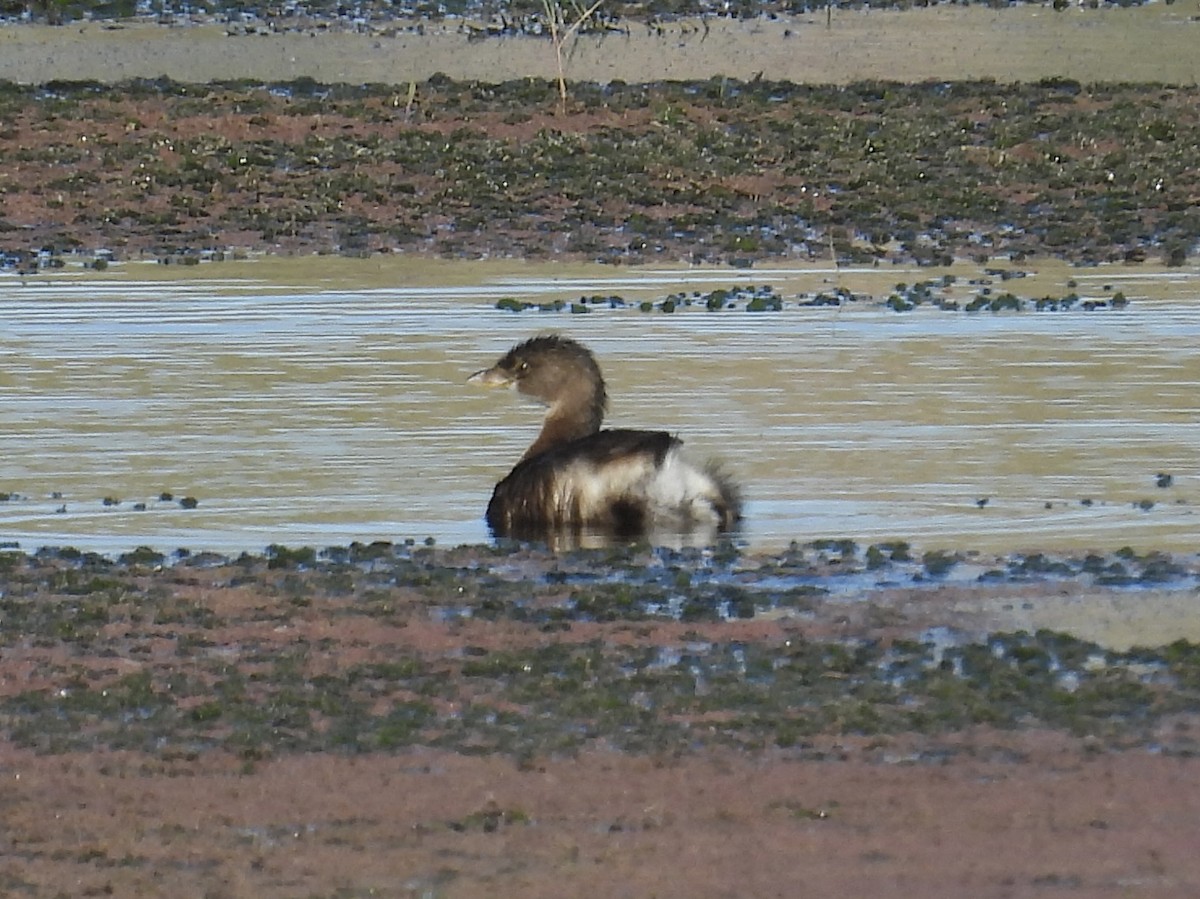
517 361 529 374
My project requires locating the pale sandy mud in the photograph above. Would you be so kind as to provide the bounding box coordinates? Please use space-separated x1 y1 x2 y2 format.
1 5 1197 87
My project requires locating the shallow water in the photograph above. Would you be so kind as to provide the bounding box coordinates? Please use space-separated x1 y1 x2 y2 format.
1 258 1198 557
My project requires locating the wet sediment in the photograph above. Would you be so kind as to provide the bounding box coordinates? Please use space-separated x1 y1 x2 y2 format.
3 540 1198 761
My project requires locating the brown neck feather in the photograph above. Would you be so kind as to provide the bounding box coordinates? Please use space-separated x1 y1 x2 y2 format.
520 390 605 463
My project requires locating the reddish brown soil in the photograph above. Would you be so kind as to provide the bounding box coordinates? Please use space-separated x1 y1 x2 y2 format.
6 737 1199 898
3 79 1197 268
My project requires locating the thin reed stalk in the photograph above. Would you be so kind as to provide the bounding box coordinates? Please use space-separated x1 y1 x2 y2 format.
541 0 606 114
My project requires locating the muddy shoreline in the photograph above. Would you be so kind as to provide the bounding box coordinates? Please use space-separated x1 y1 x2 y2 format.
2 540 1200 896
2 76 1198 268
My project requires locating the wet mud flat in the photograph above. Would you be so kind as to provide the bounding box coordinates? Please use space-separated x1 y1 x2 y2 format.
1 75 1197 270
2 539 1200 896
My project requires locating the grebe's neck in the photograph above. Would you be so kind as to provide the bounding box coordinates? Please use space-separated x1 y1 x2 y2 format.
521 381 605 462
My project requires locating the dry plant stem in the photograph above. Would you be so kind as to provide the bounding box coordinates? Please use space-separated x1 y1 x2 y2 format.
403 80 417 122
542 0 607 114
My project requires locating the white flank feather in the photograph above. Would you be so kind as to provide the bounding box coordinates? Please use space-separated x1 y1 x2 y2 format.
644 448 725 525
547 447 724 526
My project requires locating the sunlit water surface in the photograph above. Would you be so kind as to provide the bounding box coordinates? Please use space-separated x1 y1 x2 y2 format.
2 259 1198 558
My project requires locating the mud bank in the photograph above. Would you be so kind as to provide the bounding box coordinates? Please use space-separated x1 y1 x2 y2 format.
3 540 1200 897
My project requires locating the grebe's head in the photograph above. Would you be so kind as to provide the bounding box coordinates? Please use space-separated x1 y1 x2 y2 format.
469 334 607 413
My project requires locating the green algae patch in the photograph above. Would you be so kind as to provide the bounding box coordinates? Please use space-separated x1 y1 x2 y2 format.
1 543 1199 759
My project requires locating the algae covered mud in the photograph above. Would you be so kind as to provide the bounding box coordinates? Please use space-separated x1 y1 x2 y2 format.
1 257 1197 558
4 538 1200 761
4 534 1200 898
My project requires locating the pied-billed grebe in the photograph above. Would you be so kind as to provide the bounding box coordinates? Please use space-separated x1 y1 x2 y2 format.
469 334 741 541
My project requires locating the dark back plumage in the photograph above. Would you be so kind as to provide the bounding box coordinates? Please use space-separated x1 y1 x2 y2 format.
487 429 678 538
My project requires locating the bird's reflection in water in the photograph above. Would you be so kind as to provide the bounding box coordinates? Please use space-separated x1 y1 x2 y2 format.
488 517 743 554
